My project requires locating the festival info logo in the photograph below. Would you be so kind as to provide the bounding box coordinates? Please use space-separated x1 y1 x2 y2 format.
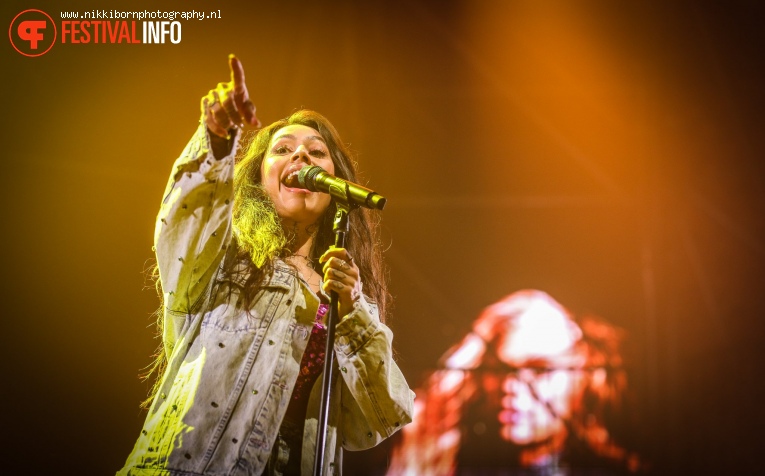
9 9 57 57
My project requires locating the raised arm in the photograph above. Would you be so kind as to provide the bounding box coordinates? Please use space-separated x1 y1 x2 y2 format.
154 55 258 351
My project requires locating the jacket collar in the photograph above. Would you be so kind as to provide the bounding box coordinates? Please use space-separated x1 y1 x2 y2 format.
266 260 297 291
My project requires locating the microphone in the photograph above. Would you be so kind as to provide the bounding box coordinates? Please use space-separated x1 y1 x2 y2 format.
298 165 386 210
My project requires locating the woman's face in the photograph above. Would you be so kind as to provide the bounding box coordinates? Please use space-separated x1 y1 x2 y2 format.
498 365 582 445
260 124 335 225
491 301 585 446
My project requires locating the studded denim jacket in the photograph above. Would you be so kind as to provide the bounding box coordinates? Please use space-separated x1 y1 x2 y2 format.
118 124 414 476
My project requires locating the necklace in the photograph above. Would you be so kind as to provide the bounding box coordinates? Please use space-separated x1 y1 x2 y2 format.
290 253 314 265
287 254 322 290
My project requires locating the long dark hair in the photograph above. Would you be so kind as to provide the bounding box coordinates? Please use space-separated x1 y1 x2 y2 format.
232 109 389 321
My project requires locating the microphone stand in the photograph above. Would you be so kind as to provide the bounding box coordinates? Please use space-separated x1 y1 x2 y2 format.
313 197 354 476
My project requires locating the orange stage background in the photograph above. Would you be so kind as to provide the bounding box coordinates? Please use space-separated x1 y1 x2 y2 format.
2 1 763 474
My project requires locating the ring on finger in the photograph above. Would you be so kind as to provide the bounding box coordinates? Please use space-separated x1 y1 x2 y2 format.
206 105 230 137
212 103 233 129
202 95 218 116
222 98 243 128
208 92 220 109
211 91 227 117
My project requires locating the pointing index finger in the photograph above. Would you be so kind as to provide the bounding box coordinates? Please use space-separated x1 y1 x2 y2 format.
229 54 247 93
228 54 259 126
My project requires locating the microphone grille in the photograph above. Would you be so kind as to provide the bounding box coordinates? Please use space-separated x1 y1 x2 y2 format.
297 165 324 191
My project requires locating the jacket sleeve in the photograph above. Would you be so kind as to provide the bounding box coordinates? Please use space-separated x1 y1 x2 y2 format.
154 123 239 356
333 296 415 450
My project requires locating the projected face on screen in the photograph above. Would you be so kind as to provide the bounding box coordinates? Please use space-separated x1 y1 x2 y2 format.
445 291 586 446
387 290 640 475
499 365 582 445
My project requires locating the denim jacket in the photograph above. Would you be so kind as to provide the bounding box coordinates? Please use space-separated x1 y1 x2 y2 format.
118 124 414 476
